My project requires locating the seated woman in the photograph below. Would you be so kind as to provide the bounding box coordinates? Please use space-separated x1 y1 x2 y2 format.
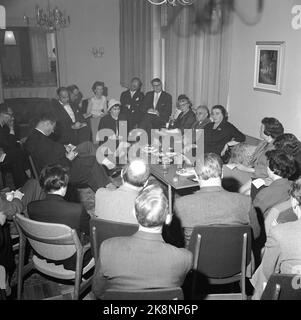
204 105 245 161
168 95 196 134
250 178 301 299
98 99 128 167
253 150 296 220
273 133 301 180
86 81 107 144
235 117 284 196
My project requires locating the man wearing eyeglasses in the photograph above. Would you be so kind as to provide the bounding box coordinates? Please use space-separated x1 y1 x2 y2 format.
139 78 172 140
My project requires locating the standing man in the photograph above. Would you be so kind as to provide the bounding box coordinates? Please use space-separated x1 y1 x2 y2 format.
120 77 144 132
139 78 172 140
52 87 90 145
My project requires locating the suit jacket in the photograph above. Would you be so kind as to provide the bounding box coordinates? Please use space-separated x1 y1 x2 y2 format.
192 117 212 130
173 109 196 133
262 219 301 280
0 124 20 153
52 99 86 145
251 218 301 299
253 178 291 219
92 231 192 298
120 89 144 127
28 193 91 270
24 129 70 174
174 186 260 246
28 194 90 236
141 91 172 124
94 183 140 224
24 129 110 191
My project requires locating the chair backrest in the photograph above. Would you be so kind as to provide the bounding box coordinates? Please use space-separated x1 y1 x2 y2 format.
28 154 40 180
90 218 138 261
261 273 301 300
188 225 252 279
14 214 79 261
102 287 184 300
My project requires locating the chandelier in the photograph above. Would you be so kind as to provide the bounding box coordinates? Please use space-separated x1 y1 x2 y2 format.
35 3 70 32
147 0 196 5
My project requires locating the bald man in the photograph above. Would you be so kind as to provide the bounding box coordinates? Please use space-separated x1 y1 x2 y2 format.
94 159 150 223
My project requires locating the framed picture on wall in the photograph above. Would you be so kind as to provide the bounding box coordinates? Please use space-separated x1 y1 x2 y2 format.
253 41 285 94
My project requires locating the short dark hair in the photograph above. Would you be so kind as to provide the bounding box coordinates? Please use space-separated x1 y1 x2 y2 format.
122 159 150 187
39 165 69 193
289 178 301 205
266 149 296 178
56 86 68 97
67 84 79 93
135 184 168 228
131 77 142 89
151 78 161 85
92 81 105 93
212 105 228 121
273 133 301 156
37 112 57 124
261 117 284 139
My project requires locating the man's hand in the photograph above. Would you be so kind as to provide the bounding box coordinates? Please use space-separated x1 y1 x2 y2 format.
66 150 79 161
147 108 159 116
65 144 77 153
0 212 6 226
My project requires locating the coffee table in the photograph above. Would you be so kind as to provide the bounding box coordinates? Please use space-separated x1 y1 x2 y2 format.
150 164 199 215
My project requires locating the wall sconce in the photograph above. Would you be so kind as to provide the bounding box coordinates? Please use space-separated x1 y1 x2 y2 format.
92 46 104 58
4 30 16 45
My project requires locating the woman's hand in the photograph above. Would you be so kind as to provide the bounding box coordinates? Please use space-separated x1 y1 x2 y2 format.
221 143 229 157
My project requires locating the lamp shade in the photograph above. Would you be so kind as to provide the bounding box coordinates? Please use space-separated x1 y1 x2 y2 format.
4 30 16 45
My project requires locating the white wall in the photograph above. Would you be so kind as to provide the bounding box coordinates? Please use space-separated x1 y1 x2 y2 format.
3 0 123 99
228 0 301 140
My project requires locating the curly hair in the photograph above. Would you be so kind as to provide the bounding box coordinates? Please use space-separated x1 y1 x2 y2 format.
289 178 301 205
261 117 284 139
273 133 301 156
266 149 296 178
91 81 105 93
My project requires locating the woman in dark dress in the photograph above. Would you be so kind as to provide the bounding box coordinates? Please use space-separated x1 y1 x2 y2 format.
204 105 246 161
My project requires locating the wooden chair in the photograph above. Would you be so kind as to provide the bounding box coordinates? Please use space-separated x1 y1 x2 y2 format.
188 225 252 300
90 218 138 261
261 273 301 300
14 214 94 300
102 287 184 300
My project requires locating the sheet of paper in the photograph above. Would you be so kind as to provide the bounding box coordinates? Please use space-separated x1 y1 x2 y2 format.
252 178 266 189
226 163 237 170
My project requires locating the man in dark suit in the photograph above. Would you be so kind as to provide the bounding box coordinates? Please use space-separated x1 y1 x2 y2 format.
27 165 92 271
24 113 112 192
0 104 29 188
51 87 90 145
92 184 192 299
120 77 144 132
139 78 172 141
175 153 261 247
